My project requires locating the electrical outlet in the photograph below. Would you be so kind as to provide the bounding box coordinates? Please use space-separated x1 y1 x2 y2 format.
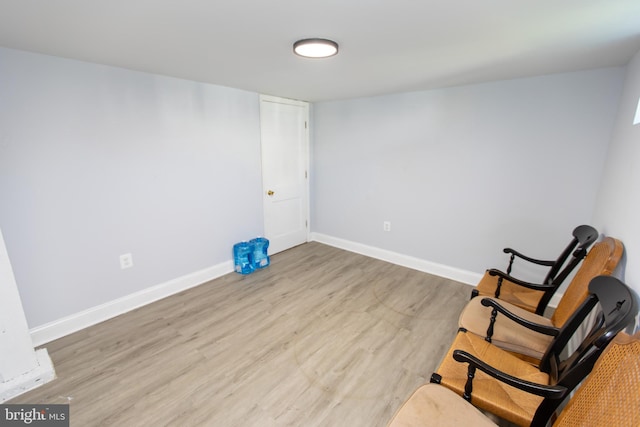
120 253 133 269
383 221 391 232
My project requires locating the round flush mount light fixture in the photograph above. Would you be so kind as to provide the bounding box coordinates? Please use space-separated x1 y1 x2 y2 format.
293 38 339 58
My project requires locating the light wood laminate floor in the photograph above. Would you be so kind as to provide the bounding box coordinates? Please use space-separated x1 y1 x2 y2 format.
12 242 472 426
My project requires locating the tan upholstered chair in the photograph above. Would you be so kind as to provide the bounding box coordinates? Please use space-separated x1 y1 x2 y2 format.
430 276 637 427
471 225 598 314
388 331 640 427
459 237 623 362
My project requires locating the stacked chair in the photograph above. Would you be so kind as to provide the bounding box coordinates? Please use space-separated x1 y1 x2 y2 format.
387 228 640 427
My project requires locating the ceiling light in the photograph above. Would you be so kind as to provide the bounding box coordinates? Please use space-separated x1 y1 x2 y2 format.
293 38 339 58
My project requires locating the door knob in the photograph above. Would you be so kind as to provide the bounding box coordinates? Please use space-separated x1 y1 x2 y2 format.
267 190 275 196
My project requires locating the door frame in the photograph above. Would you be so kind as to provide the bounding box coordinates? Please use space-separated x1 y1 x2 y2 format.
259 94 311 253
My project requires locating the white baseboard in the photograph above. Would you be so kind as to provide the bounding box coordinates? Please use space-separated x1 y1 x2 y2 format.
1 349 55 402
310 232 483 286
310 233 563 308
29 237 565 347
30 261 234 347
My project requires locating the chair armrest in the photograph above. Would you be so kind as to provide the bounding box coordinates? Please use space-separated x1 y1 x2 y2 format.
480 298 560 336
487 269 556 291
503 248 555 266
452 350 568 399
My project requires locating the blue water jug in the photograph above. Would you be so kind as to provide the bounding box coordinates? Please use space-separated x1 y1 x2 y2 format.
250 237 270 269
233 242 255 274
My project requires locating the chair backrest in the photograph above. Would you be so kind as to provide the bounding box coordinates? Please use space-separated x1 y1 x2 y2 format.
553 331 640 427
531 275 638 426
534 225 599 313
550 237 623 327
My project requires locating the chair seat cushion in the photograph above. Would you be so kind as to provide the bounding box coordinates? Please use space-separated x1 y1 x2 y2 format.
474 271 546 312
387 383 497 427
458 297 555 361
434 331 548 427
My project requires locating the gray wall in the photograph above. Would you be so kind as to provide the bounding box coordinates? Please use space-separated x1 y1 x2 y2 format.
1 44 636 334
593 49 640 297
312 69 625 276
0 47 263 328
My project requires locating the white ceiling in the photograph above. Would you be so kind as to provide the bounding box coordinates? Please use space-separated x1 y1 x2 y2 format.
1 1 640 102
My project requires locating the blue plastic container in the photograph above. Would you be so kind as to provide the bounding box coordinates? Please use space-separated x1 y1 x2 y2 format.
233 241 255 275
250 237 270 269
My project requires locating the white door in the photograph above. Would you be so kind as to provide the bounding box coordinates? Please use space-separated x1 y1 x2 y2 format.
260 95 309 255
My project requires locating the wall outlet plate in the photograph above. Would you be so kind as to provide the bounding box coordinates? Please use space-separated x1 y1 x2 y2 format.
119 253 133 269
